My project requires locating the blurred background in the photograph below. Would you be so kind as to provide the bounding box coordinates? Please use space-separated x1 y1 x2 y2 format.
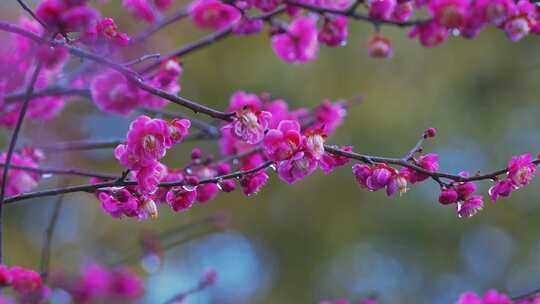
2 0 540 303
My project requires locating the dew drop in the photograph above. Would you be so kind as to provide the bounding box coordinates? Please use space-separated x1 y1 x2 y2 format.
185 168 193 175
216 183 223 191
42 173 53 179
269 164 277 171
141 253 161 274
182 185 196 191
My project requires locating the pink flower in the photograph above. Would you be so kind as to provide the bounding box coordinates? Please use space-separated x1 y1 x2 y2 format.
140 60 183 109
166 187 197 211
457 289 511 304
190 0 241 30
408 21 449 48
135 161 167 193
457 181 476 200
366 164 394 191
123 115 173 167
319 146 351 174
456 195 484 218
312 0 354 10
428 0 470 28
272 16 320 64
315 100 346 135
475 0 513 26
82 18 130 51
405 153 439 184
277 151 318 184
393 1 413 22
123 0 156 23
0 266 12 285
233 18 264 35
108 268 145 299
318 16 348 47
225 107 272 145
438 188 458 204
368 0 397 20
9 267 43 295
0 152 41 197
386 173 408 196
90 70 141 115
305 129 326 160
503 0 537 41
253 0 282 12
263 120 303 161
507 153 537 187
488 180 513 203
98 188 140 218
196 183 220 203
352 163 371 188
240 171 269 195
168 119 191 145
368 35 393 59
36 0 99 32
155 0 175 10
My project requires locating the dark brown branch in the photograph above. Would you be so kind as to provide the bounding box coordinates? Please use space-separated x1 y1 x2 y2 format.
3 161 274 204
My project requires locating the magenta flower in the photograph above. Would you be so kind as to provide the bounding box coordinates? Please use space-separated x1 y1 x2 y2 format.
277 151 318 184
82 18 130 51
240 171 269 195
166 187 197 212
438 188 458 205
386 173 408 196
190 0 241 30
366 164 394 191
456 195 484 218
98 188 140 218
124 115 173 167
368 0 397 20
305 129 326 161
253 0 282 12
489 179 514 202
264 120 303 161
313 100 346 135
140 59 183 109
352 163 371 188
135 161 167 194
507 153 537 187
90 70 141 115
457 289 511 304
392 1 413 22
271 16 320 64
155 0 175 10
225 107 272 145
408 21 449 48
37 0 99 32
168 119 191 145
457 181 476 200
428 0 470 29
503 0 537 42
0 266 12 286
319 146 352 174
123 0 157 23
368 35 393 59
108 268 145 300
318 16 348 47
405 153 439 184
475 0 513 26
196 183 220 203
233 17 264 35
0 152 41 197
9 266 44 296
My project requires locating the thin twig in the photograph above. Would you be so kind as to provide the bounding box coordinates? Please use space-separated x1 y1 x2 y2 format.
0 163 118 180
40 193 65 279
0 60 42 263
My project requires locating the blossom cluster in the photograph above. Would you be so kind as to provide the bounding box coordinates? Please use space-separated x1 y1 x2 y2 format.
90 59 183 115
97 115 191 219
50 263 144 303
489 154 537 203
457 289 540 304
0 265 49 303
184 0 540 64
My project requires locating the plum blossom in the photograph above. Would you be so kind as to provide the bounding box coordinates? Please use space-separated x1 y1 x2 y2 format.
456 195 484 218
36 0 99 33
272 16 319 64
190 0 241 30
277 151 318 184
90 70 141 115
368 35 393 59
503 0 537 41
123 0 157 23
489 153 537 202
318 16 348 47
368 0 397 20
0 152 41 197
456 289 511 304
408 21 449 48
240 171 269 195
166 187 197 212
225 106 272 145
428 0 470 29
403 153 439 184
319 146 352 174
263 120 303 161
